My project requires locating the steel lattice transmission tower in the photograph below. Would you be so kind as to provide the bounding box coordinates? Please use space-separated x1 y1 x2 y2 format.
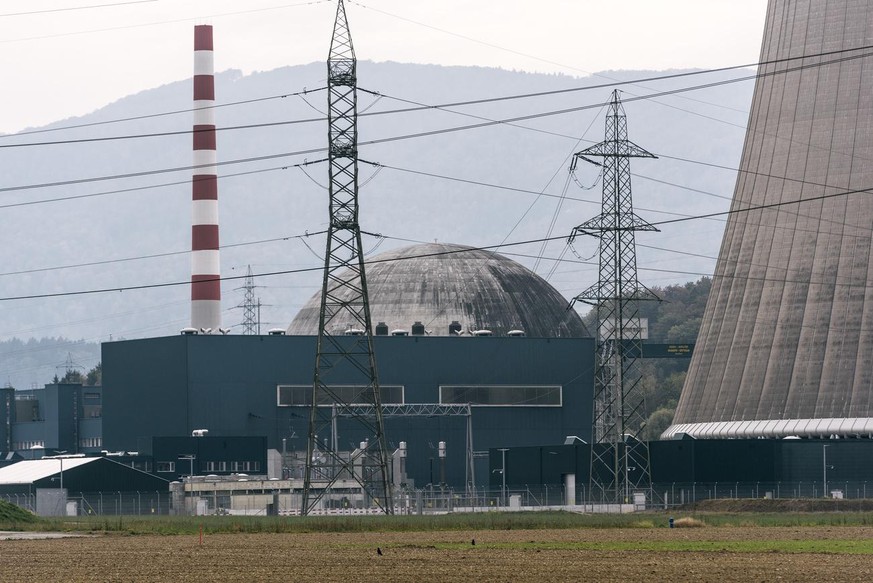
571 90 659 505
302 0 393 516
240 265 257 335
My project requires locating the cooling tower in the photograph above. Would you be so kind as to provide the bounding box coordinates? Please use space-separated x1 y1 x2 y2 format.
664 0 873 439
190 25 221 330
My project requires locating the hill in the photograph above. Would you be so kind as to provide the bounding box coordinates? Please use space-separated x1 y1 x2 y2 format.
0 62 751 386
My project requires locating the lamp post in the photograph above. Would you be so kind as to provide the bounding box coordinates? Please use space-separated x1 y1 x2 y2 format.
823 444 830 498
56 450 68 491
179 454 196 478
498 448 509 507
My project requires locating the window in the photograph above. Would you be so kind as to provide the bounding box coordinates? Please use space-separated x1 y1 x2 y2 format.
13 440 45 450
439 385 562 407
157 461 176 473
277 385 404 406
79 437 102 448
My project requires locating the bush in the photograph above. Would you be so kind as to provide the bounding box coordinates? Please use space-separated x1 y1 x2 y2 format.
673 517 704 528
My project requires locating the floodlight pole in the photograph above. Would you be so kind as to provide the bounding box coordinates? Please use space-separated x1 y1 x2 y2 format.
498 448 509 506
823 444 829 498
57 450 67 491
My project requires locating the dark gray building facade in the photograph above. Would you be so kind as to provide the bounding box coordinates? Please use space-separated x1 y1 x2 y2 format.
2 383 103 454
103 334 594 488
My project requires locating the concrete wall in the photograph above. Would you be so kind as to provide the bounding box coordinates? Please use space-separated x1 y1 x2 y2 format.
673 0 873 435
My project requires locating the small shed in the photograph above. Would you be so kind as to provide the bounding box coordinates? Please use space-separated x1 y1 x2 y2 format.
0 456 168 495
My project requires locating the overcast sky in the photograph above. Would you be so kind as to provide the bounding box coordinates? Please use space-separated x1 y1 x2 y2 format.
0 0 768 134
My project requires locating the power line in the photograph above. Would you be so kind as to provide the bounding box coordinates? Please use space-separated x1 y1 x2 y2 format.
0 87 328 143
7 174 873 302
0 44 868 201
0 151 327 194
0 230 327 278
0 235 571 302
0 1 156 17
1 1 330 43
4 41 868 148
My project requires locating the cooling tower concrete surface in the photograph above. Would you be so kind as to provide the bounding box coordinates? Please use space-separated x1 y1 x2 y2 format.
665 0 873 439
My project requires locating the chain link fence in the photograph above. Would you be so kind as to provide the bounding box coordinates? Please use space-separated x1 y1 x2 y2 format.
5 482 873 516
3 491 171 516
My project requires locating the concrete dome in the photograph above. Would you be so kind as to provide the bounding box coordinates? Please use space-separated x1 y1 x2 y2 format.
288 243 589 338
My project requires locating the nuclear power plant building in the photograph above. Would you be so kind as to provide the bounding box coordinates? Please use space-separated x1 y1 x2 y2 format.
102 243 595 487
665 0 873 439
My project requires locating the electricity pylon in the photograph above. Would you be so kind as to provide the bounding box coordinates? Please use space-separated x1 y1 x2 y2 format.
570 90 659 505
302 0 393 516
239 265 258 335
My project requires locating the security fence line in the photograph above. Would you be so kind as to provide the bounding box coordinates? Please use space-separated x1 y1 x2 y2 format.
3 491 171 516
5 481 873 516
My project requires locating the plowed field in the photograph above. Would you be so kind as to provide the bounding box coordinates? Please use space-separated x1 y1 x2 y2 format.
4 526 873 582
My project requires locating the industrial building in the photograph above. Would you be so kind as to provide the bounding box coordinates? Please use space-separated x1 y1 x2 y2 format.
97 242 595 491
11 1 873 513
0 456 170 516
103 335 594 490
0 383 103 454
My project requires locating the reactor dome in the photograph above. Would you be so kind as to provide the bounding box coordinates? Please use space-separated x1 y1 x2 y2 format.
287 242 589 338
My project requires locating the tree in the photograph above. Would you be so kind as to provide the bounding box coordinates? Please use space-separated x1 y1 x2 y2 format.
85 362 102 386
60 369 84 384
580 276 712 429
642 407 676 441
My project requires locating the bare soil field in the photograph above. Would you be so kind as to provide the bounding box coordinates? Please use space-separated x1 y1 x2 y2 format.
4 526 873 582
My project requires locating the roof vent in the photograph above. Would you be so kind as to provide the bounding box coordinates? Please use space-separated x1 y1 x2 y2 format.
180 327 198 335
375 322 389 336
507 329 526 337
449 321 462 335
391 329 409 336
472 329 493 337
268 328 286 336
192 429 209 437
411 321 425 336
344 328 365 336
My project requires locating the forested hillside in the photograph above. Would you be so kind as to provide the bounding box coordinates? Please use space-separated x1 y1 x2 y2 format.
1 62 749 347
582 276 712 438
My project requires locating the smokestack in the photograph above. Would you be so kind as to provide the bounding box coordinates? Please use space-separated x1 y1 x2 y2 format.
191 25 221 330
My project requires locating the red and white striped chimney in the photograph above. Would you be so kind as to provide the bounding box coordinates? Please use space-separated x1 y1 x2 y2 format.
191 25 221 331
